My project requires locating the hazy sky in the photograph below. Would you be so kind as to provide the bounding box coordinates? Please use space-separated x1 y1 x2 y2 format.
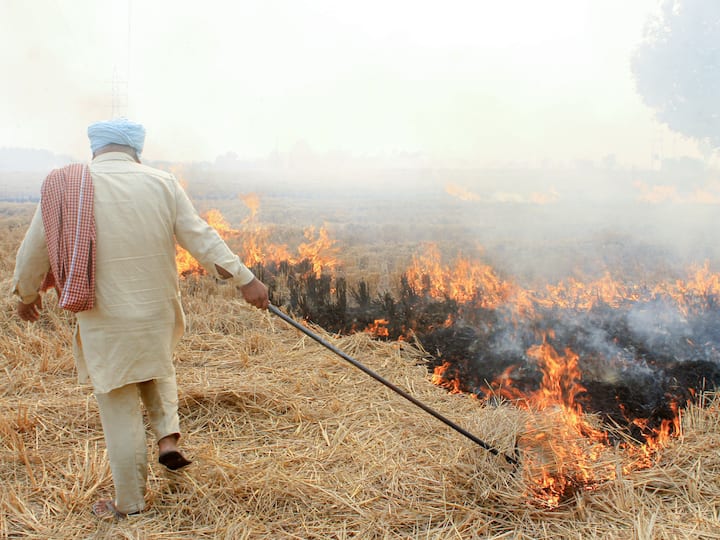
0 0 702 166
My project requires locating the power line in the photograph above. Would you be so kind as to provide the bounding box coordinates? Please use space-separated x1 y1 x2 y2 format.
111 0 131 118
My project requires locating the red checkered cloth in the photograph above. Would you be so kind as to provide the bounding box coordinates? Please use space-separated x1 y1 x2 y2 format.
40 164 96 312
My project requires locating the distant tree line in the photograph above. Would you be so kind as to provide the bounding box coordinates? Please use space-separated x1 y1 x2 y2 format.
0 195 40 203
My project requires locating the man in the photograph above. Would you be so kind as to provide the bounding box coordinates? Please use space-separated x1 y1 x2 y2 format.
12 118 269 519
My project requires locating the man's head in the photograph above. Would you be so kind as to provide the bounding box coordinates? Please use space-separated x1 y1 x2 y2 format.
88 118 146 161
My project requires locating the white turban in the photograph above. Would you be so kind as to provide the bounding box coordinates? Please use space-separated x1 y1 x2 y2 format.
87 118 146 155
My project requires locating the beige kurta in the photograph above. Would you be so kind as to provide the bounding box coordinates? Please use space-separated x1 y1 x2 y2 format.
12 152 255 393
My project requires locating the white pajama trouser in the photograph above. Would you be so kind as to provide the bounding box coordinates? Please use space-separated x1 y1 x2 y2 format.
94 377 181 514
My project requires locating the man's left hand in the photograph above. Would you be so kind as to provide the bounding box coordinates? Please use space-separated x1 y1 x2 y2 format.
17 295 42 322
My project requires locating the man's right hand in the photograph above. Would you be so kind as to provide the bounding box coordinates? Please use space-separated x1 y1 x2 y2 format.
17 295 42 322
240 278 269 310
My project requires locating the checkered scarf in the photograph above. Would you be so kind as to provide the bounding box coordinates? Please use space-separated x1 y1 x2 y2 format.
40 164 96 312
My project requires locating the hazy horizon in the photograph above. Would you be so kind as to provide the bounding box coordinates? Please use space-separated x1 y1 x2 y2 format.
0 0 708 169
4 0 720 276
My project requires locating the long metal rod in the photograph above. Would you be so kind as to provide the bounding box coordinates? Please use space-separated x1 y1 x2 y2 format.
268 304 519 465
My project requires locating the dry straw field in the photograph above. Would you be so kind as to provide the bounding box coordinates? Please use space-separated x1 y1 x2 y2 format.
2 202 720 539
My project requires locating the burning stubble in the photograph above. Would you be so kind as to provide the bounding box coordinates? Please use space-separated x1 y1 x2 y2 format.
172 196 720 507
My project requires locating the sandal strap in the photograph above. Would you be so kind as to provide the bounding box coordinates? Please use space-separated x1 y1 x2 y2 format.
92 499 127 519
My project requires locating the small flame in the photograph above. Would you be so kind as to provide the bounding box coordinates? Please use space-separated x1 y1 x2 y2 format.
176 208 239 276
297 225 340 278
239 193 260 221
529 188 559 205
445 183 482 201
431 361 464 394
169 165 189 190
365 319 390 338
635 181 720 204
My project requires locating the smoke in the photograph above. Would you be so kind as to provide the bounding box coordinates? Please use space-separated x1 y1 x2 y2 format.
627 300 691 353
0 2 116 156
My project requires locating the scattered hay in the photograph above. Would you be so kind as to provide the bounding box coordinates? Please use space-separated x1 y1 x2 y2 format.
2 218 720 539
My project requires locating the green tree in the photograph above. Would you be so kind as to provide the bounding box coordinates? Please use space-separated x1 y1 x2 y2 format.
632 0 720 147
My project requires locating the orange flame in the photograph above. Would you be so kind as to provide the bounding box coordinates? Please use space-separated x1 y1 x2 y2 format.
177 197 342 278
365 319 390 338
522 337 615 505
407 244 698 502
434 327 683 506
409 245 720 320
239 193 260 221
176 209 239 276
238 194 339 276
431 361 464 394
540 272 641 310
624 400 682 471
445 183 482 202
406 244 514 308
297 225 340 278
